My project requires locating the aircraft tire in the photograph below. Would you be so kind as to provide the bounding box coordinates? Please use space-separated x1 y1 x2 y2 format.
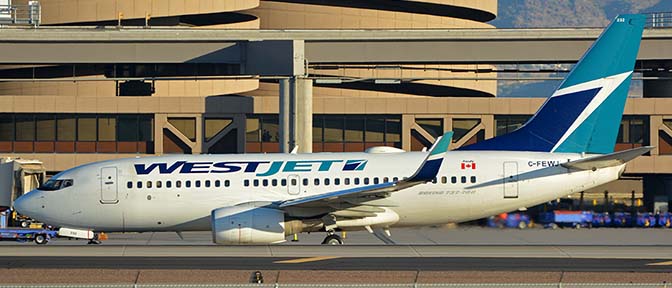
321 234 343 245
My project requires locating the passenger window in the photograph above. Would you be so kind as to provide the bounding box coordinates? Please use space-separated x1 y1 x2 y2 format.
156 181 162 188
314 178 320 186
471 176 476 183
441 176 447 184
303 179 308 186
393 177 399 182
127 181 133 189
451 176 457 184
461 176 467 183
262 179 269 187
205 180 211 188
195 180 201 188
253 179 259 187
324 178 330 185
272 179 278 187
373 177 379 184
137 181 143 189
354 178 360 185
335 178 340 185
214 180 220 187
383 177 389 183
225 180 230 187
291 178 298 186
147 181 152 188
344 178 350 185
166 181 172 188
244 179 249 187
282 179 288 186
186 180 191 188
176 181 182 188
364 178 370 185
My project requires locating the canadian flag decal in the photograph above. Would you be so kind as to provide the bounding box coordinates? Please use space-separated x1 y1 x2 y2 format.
461 161 476 170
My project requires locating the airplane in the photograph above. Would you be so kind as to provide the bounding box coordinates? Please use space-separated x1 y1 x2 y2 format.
14 14 649 245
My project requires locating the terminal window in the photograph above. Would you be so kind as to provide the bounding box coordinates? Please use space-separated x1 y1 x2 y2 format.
247 114 402 153
0 113 154 154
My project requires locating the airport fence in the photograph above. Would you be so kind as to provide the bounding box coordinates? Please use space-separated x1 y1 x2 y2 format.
0 284 670 288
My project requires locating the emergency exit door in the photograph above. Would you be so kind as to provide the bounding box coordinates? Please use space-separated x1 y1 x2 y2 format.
503 162 519 198
100 167 119 204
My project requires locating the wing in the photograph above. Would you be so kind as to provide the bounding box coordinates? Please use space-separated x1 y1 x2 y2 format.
561 146 652 171
279 131 452 209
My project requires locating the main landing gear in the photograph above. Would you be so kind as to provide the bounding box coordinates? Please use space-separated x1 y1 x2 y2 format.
321 231 343 245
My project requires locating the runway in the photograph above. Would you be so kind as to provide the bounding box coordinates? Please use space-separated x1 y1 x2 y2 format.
3 222 671 284
2 244 672 259
1 255 671 272
1 244 672 272
1 228 672 284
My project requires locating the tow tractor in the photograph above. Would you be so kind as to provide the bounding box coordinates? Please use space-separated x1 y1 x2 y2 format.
0 227 58 244
0 227 101 245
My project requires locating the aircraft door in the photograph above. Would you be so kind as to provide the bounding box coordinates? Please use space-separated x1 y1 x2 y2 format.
503 162 519 198
287 175 300 195
100 167 119 204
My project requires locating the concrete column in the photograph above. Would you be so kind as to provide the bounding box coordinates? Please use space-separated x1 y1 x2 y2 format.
289 77 298 151
235 114 247 154
154 114 166 155
279 78 291 153
296 78 313 153
482 115 495 139
401 115 415 151
650 115 663 156
193 115 203 154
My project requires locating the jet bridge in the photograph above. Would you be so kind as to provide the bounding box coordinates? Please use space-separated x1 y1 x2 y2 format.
0 158 46 210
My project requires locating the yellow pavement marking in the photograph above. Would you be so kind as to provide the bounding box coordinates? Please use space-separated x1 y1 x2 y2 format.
274 256 341 264
646 261 672 266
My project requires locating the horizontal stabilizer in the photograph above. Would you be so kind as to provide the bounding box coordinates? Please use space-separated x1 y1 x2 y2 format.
561 146 652 171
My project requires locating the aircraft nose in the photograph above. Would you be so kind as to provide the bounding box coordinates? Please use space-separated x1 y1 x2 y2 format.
13 190 39 217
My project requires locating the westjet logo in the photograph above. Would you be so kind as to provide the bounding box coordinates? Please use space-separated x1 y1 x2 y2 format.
134 159 368 177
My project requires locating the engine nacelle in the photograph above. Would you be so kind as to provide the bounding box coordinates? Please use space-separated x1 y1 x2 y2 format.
211 203 286 245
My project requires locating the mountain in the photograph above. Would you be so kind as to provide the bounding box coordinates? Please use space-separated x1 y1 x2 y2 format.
493 0 659 97
492 0 669 28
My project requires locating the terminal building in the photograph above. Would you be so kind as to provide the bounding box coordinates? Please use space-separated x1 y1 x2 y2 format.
1 0 672 212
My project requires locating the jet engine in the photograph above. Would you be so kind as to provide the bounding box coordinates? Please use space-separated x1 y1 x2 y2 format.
211 203 286 245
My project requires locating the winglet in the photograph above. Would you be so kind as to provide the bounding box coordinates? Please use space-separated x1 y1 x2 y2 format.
408 131 452 182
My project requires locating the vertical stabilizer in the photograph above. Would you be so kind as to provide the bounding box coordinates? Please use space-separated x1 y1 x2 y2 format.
460 14 645 154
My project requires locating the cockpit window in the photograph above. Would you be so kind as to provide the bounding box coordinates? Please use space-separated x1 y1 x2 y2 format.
39 179 74 191
62 179 74 188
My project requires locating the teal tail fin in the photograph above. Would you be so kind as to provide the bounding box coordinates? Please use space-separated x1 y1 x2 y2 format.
460 14 646 154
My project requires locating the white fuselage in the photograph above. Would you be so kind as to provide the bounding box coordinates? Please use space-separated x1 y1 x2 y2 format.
18 150 624 232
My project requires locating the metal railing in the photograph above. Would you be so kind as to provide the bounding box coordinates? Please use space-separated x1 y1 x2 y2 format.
645 12 672 28
0 284 668 288
0 1 40 27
